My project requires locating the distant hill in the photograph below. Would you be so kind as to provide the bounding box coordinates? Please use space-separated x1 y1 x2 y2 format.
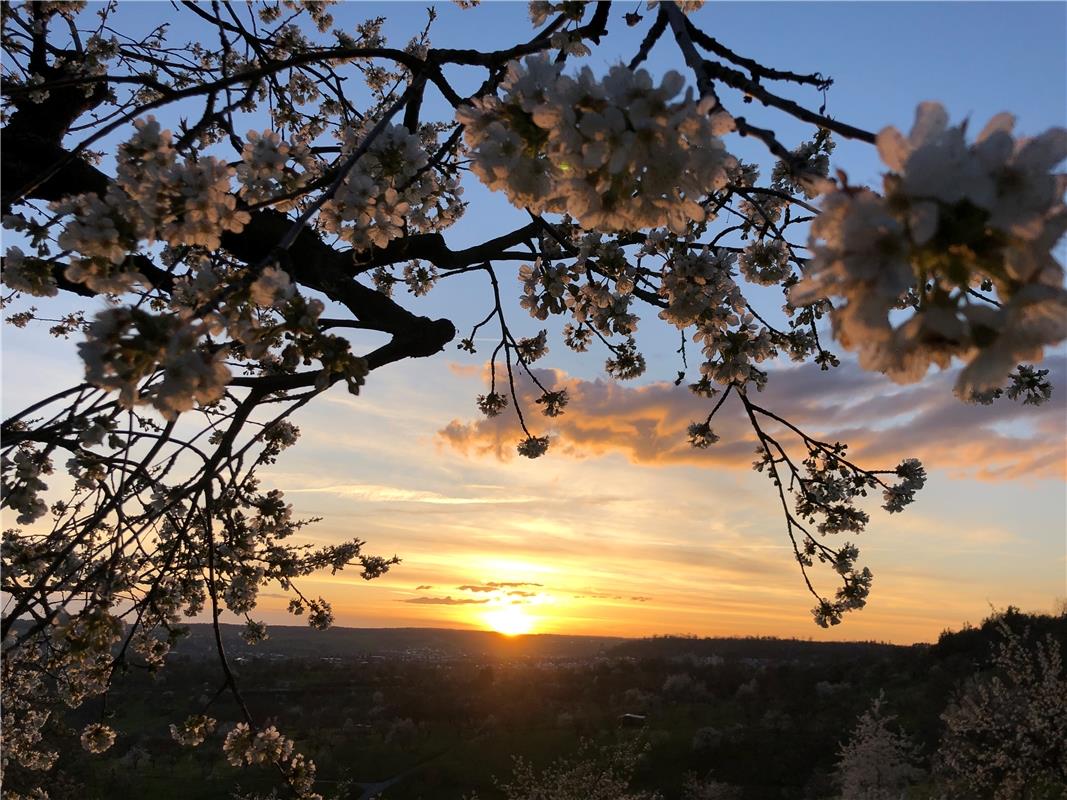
169 623 626 661
928 606 1067 665
26 612 1062 666
165 624 918 664
605 634 909 662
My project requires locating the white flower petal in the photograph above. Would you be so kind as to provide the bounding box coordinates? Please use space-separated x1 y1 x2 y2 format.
908 101 949 147
976 112 1015 142
876 126 910 172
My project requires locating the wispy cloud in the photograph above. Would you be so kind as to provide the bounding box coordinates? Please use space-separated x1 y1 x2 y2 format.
280 482 537 505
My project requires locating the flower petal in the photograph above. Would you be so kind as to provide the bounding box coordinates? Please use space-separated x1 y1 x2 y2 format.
908 101 949 147
876 126 910 172
976 112 1015 142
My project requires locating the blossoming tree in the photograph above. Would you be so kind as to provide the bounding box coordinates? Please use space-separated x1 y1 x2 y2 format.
834 692 924 800
936 613 1067 798
1 1 1064 797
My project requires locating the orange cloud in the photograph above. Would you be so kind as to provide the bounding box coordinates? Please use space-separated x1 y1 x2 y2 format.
403 596 490 605
438 358 1066 481
457 581 544 591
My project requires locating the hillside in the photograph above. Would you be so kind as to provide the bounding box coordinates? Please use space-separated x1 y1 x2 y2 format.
169 623 626 661
166 623 932 664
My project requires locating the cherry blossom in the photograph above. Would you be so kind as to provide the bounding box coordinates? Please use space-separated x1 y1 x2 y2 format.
793 103 1067 394
458 56 736 233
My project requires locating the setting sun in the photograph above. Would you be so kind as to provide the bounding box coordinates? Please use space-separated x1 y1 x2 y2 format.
484 605 535 636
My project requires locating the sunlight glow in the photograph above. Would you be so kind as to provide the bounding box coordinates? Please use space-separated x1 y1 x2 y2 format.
484 604 535 636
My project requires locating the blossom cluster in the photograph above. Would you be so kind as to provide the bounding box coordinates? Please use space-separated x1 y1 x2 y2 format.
2 644 60 774
563 322 593 352
241 619 270 644
566 282 639 337
835 694 924 798
519 258 573 320
660 246 776 388
79 723 117 754
72 252 367 417
738 238 791 286
536 389 568 417
1 246 58 297
687 421 720 448
515 329 549 363
748 434 918 628
77 307 231 420
792 103 1067 396
51 118 251 294
696 315 775 390
604 338 647 380
937 619 1067 798
222 722 321 798
517 434 550 458
882 458 927 513
131 632 171 670
236 129 316 209
658 246 740 329
458 56 736 233
170 715 218 747
0 606 126 772
319 123 464 252
477 391 508 418
1 447 54 524
517 233 644 345
223 723 294 766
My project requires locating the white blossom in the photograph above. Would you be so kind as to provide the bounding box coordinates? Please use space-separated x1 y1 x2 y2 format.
793 103 1067 394
79 723 116 754
2 246 58 297
77 308 231 419
739 239 791 286
882 458 926 513
563 322 592 352
170 715 217 747
835 693 923 799
52 117 251 289
320 123 462 252
519 258 573 320
937 615 1067 798
249 265 296 308
659 247 739 329
237 129 315 209
458 56 736 233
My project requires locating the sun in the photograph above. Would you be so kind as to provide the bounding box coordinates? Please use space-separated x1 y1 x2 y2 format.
484 604 535 636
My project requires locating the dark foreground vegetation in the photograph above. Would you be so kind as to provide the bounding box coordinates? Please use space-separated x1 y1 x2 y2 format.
36 609 1067 800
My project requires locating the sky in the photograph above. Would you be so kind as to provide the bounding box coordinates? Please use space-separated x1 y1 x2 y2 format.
3 1 1066 644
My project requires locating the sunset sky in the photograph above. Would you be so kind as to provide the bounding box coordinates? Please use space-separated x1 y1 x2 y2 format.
3 2 1065 644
